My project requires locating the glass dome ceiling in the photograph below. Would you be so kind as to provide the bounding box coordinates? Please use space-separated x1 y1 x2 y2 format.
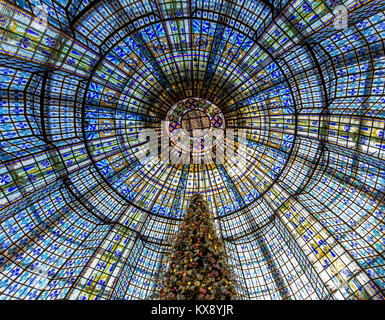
0 0 384 300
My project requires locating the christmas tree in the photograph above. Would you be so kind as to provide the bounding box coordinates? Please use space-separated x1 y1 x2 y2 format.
156 193 236 300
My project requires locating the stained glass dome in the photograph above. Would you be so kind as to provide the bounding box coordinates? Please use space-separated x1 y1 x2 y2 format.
0 0 384 300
